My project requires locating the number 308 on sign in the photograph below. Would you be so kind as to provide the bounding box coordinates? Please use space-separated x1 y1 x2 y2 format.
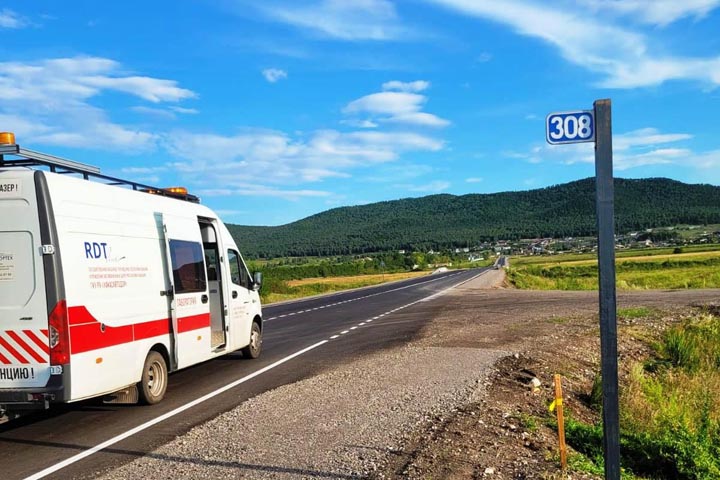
546 111 595 145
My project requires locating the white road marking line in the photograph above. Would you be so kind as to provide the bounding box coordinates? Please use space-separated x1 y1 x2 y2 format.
27 271 484 478
265 270 475 322
24 340 329 480
328 270 487 349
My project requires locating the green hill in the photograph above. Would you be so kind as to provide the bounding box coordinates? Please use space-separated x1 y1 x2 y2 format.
228 177 720 259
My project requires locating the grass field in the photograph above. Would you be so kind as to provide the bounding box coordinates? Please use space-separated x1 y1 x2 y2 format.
566 309 720 479
263 271 430 303
509 247 720 290
286 271 428 287
512 244 720 267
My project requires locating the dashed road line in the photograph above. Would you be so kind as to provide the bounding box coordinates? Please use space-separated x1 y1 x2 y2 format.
265 271 469 323
324 269 487 343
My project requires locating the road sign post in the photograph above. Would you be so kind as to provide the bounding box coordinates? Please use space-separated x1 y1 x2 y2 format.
593 99 620 480
547 99 620 480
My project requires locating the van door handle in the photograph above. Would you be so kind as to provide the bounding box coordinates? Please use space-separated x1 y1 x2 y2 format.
201 294 209 304
232 291 238 299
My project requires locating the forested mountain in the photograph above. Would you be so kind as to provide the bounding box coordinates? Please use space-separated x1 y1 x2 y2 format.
228 178 720 259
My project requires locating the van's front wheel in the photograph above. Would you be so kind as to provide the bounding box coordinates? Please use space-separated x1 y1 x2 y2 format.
138 351 167 405
241 322 262 359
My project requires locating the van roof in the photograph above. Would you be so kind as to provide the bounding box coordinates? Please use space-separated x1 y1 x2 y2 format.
0 142 200 204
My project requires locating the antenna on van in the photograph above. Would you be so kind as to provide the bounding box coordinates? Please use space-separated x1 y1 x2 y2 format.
0 132 200 203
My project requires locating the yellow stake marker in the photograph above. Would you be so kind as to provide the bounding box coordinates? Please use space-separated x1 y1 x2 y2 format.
553 374 567 471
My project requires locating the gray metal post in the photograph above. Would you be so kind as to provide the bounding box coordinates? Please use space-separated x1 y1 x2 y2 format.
594 99 620 479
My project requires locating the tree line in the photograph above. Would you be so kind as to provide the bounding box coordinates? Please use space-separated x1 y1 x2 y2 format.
228 177 720 259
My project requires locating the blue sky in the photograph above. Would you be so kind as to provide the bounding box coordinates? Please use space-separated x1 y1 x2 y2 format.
2 1 720 226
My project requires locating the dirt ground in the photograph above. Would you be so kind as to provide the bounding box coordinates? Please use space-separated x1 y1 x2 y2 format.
376 282 720 479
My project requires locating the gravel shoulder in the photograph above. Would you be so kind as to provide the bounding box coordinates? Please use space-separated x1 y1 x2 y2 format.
92 271 720 479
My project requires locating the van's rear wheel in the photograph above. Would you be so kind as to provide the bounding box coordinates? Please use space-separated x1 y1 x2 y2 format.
241 322 262 359
138 351 167 405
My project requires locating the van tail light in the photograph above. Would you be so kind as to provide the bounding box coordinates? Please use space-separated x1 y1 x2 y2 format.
49 300 70 365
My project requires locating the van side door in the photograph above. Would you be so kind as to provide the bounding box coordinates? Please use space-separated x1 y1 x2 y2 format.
160 215 211 369
226 249 253 351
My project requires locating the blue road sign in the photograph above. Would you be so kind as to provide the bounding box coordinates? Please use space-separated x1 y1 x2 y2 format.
546 110 595 145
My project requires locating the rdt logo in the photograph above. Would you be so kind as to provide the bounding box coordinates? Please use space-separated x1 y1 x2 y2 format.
84 242 109 259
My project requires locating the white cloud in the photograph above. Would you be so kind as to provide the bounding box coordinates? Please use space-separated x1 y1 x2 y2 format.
423 0 720 89
476 52 492 63
341 119 379 128
345 91 426 115
120 166 168 174
385 112 450 127
0 56 195 151
131 106 177 119
262 68 288 83
81 75 195 103
253 0 407 41
162 128 444 196
0 9 27 29
0 57 195 103
514 126 700 171
343 84 450 128
197 185 332 201
465 177 483 183
579 0 720 26
614 128 693 151
170 106 199 114
382 80 430 92
614 148 687 169
682 149 720 169
406 180 451 193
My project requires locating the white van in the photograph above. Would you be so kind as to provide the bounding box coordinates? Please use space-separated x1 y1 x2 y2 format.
0 133 263 415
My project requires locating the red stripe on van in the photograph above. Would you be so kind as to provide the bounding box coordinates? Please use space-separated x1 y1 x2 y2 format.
67 307 210 354
0 336 29 364
133 319 170 341
23 330 50 355
177 313 211 333
7 331 45 363
69 322 134 355
0 351 11 364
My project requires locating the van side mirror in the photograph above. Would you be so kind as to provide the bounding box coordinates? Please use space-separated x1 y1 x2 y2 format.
253 272 263 291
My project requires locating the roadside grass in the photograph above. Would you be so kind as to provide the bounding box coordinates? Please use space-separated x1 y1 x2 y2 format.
617 307 653 319
286 271 427 287
560 311 720 479
512 244 720 267
508 254 720 291
261 271 430 303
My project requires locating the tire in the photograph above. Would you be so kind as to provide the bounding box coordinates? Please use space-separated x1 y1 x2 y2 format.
241 321 262 359
138 351 168 405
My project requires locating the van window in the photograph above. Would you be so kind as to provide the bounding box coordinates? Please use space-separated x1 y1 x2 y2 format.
227 250 251 289
169 240 207 294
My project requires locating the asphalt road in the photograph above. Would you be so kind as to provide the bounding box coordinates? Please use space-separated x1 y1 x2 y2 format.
0 267 487 480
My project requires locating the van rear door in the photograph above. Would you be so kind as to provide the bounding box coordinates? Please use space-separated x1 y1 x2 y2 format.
0 170 52 390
